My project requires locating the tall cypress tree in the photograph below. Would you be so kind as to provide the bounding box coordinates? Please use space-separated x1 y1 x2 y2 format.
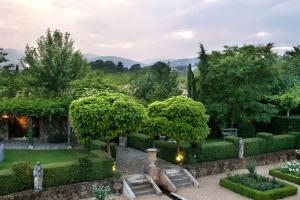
187 64 195 99
198 43 208 101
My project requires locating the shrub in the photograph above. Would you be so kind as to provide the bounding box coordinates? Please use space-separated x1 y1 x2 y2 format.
224 136 240 145
270 168 300 185
272 134 296 152
243 138 266 156
0 156 113 196
270 116 300 134
154 140 191 163
197 141 237 162
289 132 300 148
220 176 297 200
92 185 111 200
47 134 68 143
128 133 153 151
238 122 256 138
257 132 274 153
246 162 256 174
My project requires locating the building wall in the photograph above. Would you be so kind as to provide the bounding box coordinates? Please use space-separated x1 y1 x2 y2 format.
39 117 68 142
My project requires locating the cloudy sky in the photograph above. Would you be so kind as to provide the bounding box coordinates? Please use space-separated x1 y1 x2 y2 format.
0 0 299 61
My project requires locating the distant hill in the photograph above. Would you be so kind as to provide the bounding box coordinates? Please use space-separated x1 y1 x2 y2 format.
85 54 146 68
3 48 23 65
143 57 198 68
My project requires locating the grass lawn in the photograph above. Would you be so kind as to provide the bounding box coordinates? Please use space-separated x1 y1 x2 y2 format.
0 149 104 173
205 138 223 144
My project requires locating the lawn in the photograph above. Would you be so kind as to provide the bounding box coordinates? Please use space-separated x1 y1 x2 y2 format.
0 149 103 172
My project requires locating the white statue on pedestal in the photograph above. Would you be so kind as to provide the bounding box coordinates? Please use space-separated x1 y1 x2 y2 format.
0 144 4 162
238 138 244 159
33 162 43 192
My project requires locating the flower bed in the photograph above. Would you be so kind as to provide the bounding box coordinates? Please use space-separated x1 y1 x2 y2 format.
269 161 300 185
220 175 297 200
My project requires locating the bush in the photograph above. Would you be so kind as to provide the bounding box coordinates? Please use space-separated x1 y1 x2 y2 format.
0 156 113 196
220 176 297 200
224 136 240 145
257 132 274 153
270 168 300 185
238 122 256 138
128 133 153 151
47 134 68 143
197 141 237 162
289 132 300 148
272 134 296 152
270 116 300 134
154 140 191 164
244 138 266 156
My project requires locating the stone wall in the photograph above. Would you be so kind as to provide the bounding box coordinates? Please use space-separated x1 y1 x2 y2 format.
0 120 8 141
184 150 296 178
0 179 113 200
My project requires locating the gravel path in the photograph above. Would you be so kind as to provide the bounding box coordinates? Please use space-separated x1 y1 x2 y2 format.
177 162 300 200
116 147 176 175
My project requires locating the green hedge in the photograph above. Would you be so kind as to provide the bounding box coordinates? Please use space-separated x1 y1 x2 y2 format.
270 116 300 134
154 140 191 163
128 133 153 151
90 140 117 158
272 135 296 152
0 156 113 196
197 141 237 162
257 132 274 153
288 132 300 148
220 176 297 200
269 169 300 185
244 138 266 156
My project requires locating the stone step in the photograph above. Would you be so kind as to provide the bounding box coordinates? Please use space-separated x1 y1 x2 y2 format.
130 183 153 191
174 180 192 188
167 172 185 178
128 180 148 186
134 187 156 197
170 175 190 183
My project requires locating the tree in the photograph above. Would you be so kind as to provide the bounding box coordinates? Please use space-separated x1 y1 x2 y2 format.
203 44 280 128
273 86 300 117
146 96 210 151
117 61 125 72
24 29 89 95
198 43 209 101
130 64 141 72
69 92 147 157
187 64 195 99
130 62 181 104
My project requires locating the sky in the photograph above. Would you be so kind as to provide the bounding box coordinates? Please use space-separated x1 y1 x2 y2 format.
0 0 300 61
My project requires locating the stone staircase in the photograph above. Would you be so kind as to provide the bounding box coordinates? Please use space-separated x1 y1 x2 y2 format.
165 169 193 188
128 180 156 197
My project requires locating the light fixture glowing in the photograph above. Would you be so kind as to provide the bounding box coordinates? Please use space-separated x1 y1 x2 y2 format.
2 114 9 119
112 162 116 172
176 151 184 163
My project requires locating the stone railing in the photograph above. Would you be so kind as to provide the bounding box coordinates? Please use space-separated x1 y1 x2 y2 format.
184 150 296 178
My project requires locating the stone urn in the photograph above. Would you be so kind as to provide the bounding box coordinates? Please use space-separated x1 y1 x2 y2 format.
146 148 158 167
119 136 127 147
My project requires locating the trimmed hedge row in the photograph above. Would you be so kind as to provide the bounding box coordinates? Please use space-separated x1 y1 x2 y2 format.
269 169 300 185
154 140 191 163
270 116 300 134
128 133 152 151
272 135 296 152
219 176 297 200
0 156 113 196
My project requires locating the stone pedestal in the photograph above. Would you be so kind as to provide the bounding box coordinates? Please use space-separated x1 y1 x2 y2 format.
119 136 127 147
145 148 159 181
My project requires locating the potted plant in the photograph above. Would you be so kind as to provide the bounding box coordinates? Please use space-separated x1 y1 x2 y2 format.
113 171 123 195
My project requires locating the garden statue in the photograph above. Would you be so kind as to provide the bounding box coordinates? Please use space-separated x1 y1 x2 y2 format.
0 143 3 162
238 138 244 159
33 162 43 192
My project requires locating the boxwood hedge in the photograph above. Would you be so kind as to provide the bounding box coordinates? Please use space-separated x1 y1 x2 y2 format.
269 169 300 185
128 133 153 151
219 176 297 200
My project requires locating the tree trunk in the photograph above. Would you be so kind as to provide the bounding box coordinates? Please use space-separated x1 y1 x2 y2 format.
287 109 290 117
107 141 112 158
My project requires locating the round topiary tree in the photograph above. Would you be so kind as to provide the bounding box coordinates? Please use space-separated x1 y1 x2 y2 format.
69 92 147 157
146 96 210 151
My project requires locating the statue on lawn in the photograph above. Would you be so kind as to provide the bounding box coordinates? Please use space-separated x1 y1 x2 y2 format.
33 162 43 192
0 143 3 162
238 138 244 159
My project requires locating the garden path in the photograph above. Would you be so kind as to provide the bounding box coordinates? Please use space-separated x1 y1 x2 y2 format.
116 147 176 175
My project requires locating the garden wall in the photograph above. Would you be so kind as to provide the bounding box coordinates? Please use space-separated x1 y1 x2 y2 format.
185 150 296 178
0 179 113 200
